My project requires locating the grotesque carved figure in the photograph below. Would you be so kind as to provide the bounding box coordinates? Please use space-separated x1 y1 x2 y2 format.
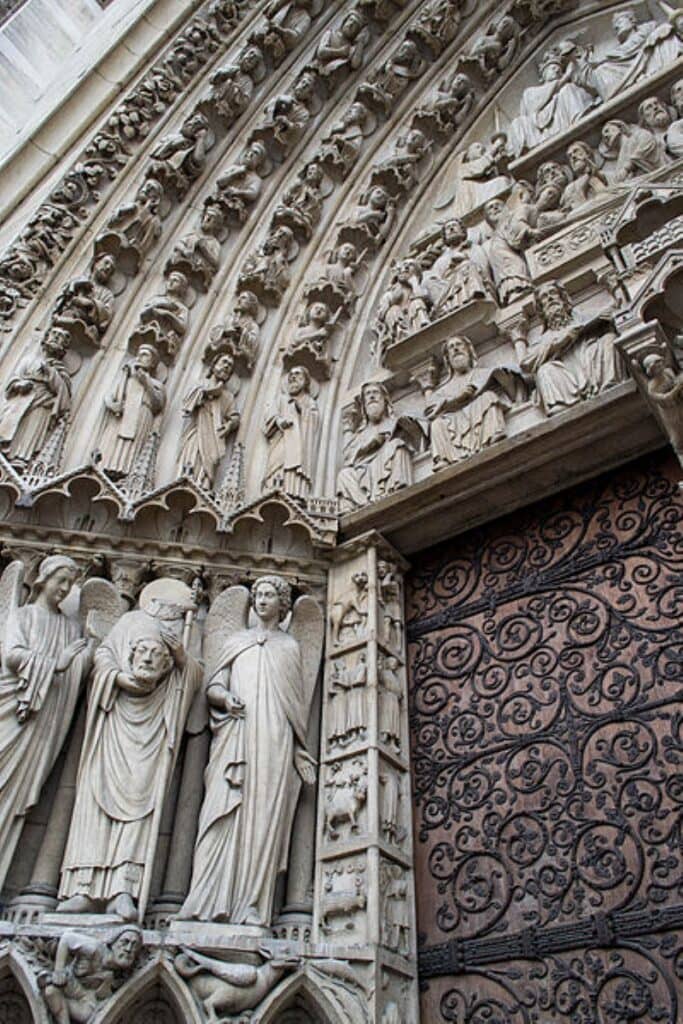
179 577 322 925
599 118 667 182
375 259 431 358
337 381 423 511
175 947 300 1023
95 344 166 481
166 202 225 290
51 255 117 348
179 350 240 492
42 926 142 1024
148 112 212 195
262 366 320 498
58 582 201 920
316 11 370 80
0 325 73 469
425 337 522 468
0 556 97 893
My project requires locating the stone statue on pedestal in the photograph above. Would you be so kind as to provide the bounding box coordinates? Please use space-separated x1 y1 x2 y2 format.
179 576 322 926
58 580 201 922
0 558 122 894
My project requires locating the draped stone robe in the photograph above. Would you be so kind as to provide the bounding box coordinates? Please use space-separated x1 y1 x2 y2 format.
59 611 200 903
0 604 88 890
180 627 309 925
263 391 320 497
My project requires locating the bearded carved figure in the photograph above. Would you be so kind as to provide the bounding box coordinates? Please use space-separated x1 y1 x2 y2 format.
262 366 320 498
336 381 424 511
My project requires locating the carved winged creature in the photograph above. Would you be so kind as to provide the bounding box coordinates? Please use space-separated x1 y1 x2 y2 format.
0 557 124 893
179 576 323 926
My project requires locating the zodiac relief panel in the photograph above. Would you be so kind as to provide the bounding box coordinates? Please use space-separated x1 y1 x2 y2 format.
406 451 683 1022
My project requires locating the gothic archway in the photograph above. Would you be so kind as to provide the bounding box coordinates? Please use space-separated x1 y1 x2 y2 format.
0 973 31 1024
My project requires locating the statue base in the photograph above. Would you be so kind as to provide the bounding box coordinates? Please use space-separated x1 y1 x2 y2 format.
42 912 127 928
168 920 273 947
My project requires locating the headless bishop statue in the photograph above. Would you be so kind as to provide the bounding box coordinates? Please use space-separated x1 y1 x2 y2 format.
58 579 201 922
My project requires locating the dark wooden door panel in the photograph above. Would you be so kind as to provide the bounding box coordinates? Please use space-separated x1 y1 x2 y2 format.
407 453 683 1023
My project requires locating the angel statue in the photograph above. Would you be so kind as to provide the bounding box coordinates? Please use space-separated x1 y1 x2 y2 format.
0 557 124 894
58 578 202 922
179 576 323 927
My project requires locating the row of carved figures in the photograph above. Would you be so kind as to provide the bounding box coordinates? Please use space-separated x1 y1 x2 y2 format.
375 77 683 359
0 563 325 931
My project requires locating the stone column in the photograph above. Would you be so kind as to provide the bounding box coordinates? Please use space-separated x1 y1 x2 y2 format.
313 531 419 1022
151 728 210 926
9 709 85 921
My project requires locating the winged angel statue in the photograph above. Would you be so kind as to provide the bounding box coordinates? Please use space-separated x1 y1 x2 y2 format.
0 556 124 893
180 575 323 927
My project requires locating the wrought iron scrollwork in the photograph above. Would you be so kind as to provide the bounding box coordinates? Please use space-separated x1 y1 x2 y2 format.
408 454 683 1022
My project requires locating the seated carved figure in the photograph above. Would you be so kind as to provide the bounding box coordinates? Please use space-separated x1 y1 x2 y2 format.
422 218 494 313
337 381 423 511
316 11 369 79
425 337 522 467
522 281 623 416
148 113 212 194
509 50 598 156
375 259 431 358
166 201 224 290
215 142 266 224
596 9 683 99
319 103 371 177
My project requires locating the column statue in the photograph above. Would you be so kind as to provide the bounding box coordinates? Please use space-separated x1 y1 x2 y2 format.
179 576 323 926
58 579 202 921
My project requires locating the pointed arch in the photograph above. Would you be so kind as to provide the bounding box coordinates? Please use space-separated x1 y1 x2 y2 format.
0 946 50 1024
94 955 202 1024
257 971 349 1024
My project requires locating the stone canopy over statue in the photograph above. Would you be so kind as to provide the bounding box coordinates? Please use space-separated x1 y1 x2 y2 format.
179 576 323 927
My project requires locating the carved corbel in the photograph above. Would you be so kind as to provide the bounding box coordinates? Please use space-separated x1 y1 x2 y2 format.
616 320 683 477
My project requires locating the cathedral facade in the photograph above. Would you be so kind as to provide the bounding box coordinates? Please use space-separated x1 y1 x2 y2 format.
0 0 681 1021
